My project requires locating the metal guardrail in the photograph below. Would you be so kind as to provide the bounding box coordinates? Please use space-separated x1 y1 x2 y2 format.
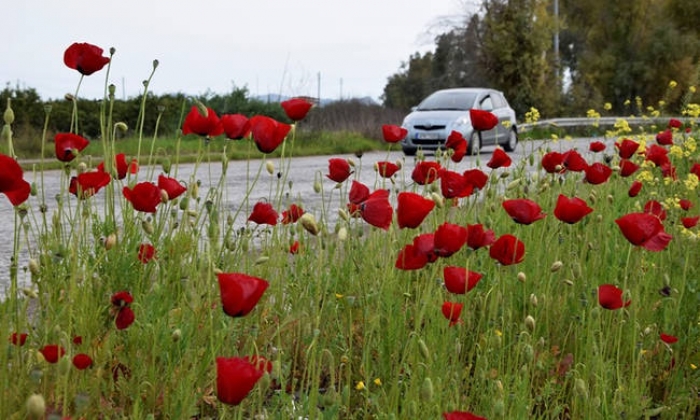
519 116 695 132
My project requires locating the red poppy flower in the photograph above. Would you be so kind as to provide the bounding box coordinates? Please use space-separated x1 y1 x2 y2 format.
289 240 300 254
397 192 435 229
114 307 135 330
216 356 266 405
412 161 441 185
466 224 496 250
443 266 483 294
327 158 352 183
413 233 439 263
249 115 291 153
660 333 678 344
123 182 162 213
348 180 370 205
628 180 643 197
376 161 400 178
463 168 488 190
619 159 639 177
682 216 699 228
248 202 278 226
281 204 304 224
39 345 66 363
553 194 593 224
443 411 487 420
668 118 682 129
589 141 606 152
281 97 313 122
469 109 498 131
63 42 110 76
137 243 156 264
111 291 133 307
615 212 672 251
55 133 89 162
158 175 187 200
72 353 93 370
69 171 111 199
221 113 251 140
439 169 473 199
489 234 525 265
679 199 693 211
486 148 511 169
72 335 83 345
615 139 640 159
434 223 468 258
561 149 588 172
502 198 546 224
692 163 700 178
0 154 31 206
541 151 565 173
598 284 630 310
446 131 467 162
584 162 612 185
441 301 463 326
217 272 269 317
360 189 393 230
182 106 224 137
656 129 673 145
395 243 429 270
382 124 408 143
660 163 676 179
9 332 28 346
97 153 134 180
645 144 670 168
643 200 666 221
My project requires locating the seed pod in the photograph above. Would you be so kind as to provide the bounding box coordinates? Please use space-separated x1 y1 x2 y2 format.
524 315 536 332
26 394 46 419
420 377 434 402
517 272 527 283
550 261 563 272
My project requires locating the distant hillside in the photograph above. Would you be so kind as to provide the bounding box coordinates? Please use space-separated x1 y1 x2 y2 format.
252 93 379 107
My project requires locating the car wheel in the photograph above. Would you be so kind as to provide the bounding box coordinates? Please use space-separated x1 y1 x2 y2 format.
503 129 518 152
467 133 481 156
402 147 417 156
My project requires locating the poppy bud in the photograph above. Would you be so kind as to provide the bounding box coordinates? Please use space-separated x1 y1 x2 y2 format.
21 287 38 298
115 122 128 132
4 98 14 125
28 259 40 276
506 179 521 190
161 158 172 174
347 158 356 167
395 160 403 169
420 377 434 402
338 208 350 222
522 344 534 362
30 182 38 196
265 160 275 175
524 315 536 332
550 261 563 272
643 326 653 336
663 274 671 287
109 46 116 55
153 59 159 69
194 101 208 118
300 213 319 236
190 181 199 199
255 256 269 265
142 220 154 235
337 227 348 241
58 355 72 374
418 338 431 361
77 162 87 174
500 171 511 179
529 293 538 307
313 179 322 194
607 194 614 204
172 329 181 342
574 378 588 399
26 394 46 419
108 84 116 98
517 272 527 283
1 124 12 142
65 93 75 102
562 279 574 286
495 379 504 397
430 192 444 208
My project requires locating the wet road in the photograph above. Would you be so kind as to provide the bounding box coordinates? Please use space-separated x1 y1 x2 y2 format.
0 137 601 296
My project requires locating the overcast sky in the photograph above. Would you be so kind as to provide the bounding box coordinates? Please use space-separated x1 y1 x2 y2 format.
3 0 473 103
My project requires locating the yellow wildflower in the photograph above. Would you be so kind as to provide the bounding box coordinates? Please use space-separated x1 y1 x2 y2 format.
355 381 365 391
373 378 382 386
684 173 699 191
636 170 655 183
669 80 678 89
690 86 697 94
691 363 697 370
603 102 612 111
525 107 540 124
495 329 503 337
669 145 684 159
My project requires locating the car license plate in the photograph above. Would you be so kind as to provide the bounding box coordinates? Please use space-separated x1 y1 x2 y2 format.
416 132 440 140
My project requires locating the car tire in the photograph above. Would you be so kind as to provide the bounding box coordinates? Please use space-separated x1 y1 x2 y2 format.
402 147 417 156
467 133 481 156
503 129 518 152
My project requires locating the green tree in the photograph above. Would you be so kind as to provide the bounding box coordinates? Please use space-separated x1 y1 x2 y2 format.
382 52 436 111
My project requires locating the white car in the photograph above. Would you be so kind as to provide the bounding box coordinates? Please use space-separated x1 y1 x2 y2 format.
400 88 518 156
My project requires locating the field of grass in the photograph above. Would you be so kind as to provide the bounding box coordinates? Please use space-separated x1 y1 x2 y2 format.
2 47 700 419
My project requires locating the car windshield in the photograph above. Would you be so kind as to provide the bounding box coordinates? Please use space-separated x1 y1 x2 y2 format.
416 91 478 111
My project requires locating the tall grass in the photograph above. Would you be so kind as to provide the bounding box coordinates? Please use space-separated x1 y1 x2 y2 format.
1 52 699 420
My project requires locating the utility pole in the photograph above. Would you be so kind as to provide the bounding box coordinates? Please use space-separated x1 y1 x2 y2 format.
553 0 561 91
317 72 321 105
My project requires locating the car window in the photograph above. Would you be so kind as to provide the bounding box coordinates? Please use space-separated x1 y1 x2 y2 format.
491 93 505 109
480 96 494 111
417 91 478 111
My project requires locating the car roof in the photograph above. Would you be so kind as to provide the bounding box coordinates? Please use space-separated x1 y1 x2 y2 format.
432 87 501 95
